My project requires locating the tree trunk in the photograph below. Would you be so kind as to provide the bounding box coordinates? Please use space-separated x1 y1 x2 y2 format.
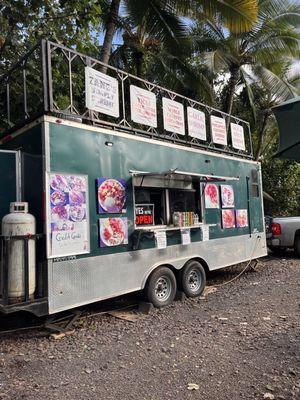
255 111 269 160
135 51 144 78
224 66 240 115
99 0 121 72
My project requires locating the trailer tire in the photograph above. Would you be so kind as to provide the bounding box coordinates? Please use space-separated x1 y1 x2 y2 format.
294 236 300 257
145 267 177 308
179 260 206 298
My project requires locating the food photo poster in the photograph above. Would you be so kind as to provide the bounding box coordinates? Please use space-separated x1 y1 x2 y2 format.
236 209 248 228
204 184 219 208
49 174 89 257
97 178 126 214
220 185 235 208
99 217 128 247
221 209 236 229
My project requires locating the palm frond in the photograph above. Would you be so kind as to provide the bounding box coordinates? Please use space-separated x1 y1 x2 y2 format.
258 0 300 28
240 66 257 122
254 64 298 102
198 0 258 33
202 51 227 73
125 0 190 55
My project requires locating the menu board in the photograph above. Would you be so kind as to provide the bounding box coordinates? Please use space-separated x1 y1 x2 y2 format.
130 85 157 127
48 173 89 257
187 107 206 140
210 115 227 145
231 123 245 150
85 66 119 117
162 98 185 136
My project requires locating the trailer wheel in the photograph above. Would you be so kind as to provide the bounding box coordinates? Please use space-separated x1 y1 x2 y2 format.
145 267 177 308
294 236 300 257
179 260 206 298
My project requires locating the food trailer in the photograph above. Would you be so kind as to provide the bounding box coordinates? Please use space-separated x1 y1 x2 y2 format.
0 41 267 316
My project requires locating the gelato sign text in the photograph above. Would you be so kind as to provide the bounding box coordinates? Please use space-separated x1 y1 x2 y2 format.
55 231 83 241
85 66 119 117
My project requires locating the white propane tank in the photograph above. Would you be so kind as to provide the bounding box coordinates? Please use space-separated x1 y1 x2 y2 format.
2 202 36 302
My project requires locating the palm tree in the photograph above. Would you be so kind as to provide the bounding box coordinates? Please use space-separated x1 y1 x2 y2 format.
99 0 259 66
99 0 121 67
192 0 300 116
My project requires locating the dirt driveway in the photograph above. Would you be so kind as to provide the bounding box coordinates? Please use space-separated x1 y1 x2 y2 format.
0 255 299 400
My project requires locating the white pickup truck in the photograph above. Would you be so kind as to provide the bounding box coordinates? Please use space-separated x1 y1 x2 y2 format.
266 216 300 256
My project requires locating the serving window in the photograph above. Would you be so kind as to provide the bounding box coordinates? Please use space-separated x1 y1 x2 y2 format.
135 187 166 225
133 173 201 228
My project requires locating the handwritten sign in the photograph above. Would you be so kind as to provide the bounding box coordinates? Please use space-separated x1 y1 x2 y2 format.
162 98 185 136
135 204 154 226
155 231 167 249
230 123 245 150
210 115 227 145
187 107 206 140
130 85 157 127
85 66 119 117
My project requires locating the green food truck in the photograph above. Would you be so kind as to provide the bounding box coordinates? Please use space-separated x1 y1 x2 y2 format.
0 41 267 316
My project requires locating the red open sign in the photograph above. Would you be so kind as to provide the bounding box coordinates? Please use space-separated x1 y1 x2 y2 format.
135 204 154 226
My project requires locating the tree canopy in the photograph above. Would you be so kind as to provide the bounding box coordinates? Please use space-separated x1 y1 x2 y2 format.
0 0 299 215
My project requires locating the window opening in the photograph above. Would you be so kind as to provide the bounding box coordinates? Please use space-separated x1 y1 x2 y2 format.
250 169 259 197
134 179 201 228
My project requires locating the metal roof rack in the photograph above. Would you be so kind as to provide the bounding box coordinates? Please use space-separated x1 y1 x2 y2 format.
0 40 253 159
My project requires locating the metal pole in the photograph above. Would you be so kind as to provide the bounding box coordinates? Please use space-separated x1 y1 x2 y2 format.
3 239 9 304
246 177 252 237
24 237 29 302
41 40 49 111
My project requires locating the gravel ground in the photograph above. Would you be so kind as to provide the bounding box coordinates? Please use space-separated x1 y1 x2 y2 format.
0 255 299 400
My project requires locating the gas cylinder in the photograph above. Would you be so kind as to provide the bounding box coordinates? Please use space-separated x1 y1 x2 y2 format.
2 202 36 302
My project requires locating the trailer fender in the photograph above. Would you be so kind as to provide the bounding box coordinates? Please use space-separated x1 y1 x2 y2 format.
141 255 210 289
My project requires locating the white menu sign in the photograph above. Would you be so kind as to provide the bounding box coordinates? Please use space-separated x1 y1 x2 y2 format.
187 107 206 140
210 115 227 145
48 173 90 258
85 66 119 117
231 123 245 150
181 229 191 245
162 98 185 136
201 225 209 241
130 85 157 127
155 231 167 249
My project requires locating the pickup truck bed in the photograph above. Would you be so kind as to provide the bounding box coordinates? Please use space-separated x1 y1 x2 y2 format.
266 216 300 256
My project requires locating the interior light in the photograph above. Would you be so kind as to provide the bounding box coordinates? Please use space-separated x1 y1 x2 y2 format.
105 141 113 147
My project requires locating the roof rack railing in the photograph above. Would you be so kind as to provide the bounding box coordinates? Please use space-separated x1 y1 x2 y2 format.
0 40 253 159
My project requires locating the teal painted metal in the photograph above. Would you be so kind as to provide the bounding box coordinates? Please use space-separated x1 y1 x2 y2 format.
1 125 44 232
49 122 264 258
0 151 17 228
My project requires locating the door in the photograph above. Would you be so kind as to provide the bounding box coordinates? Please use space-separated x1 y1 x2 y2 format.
0 150 20 230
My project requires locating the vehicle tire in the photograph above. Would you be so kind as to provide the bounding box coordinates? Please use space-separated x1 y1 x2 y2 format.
179 260 206 298
145 266 177 308
294 236 300 257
